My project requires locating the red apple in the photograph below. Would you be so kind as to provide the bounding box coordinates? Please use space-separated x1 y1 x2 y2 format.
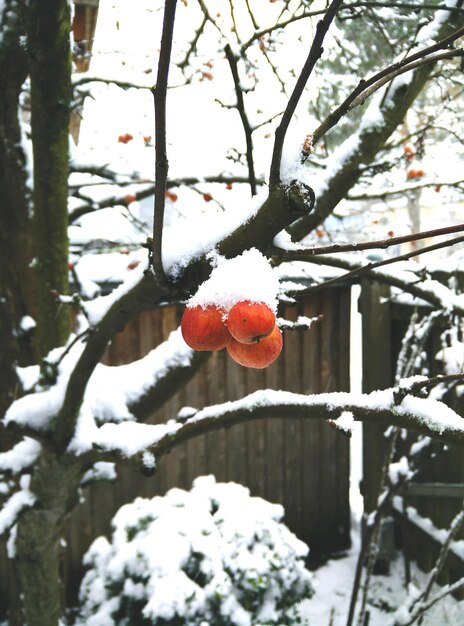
227 325 283 369
227 300 275 344
181 304 231 351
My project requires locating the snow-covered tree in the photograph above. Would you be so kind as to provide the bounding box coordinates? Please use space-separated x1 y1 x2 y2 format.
1 1 464 625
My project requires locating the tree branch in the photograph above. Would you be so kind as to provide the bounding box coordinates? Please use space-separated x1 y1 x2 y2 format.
269 0 344 187
224 44 257 196
348 179 464 200
68 174 266 223
151 0 178 287
275 249 464 314
286 233 464 298
87 382 464 470
312 27 464 146
273 223 464 257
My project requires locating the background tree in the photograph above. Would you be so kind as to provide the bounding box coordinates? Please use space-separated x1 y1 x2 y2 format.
1 1 464 625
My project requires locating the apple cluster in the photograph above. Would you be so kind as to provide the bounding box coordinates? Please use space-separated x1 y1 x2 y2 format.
181 300 283 369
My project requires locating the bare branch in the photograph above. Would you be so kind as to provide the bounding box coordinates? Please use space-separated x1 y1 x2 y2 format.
274 234 464 311
151 0 178 287
240 2 464 51
269 0 344 187
348 179 464 200
272 223 464 257
224 44 257 196
69 173 265 222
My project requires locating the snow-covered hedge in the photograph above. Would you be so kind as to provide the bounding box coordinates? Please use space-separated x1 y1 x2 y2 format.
75 475 313 626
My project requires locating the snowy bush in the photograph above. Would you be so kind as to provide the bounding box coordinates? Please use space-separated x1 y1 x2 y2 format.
75 476 313 626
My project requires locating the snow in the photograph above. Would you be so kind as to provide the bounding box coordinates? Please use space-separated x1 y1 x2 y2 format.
67 327 197 454
85 328 194 422
187 248 280 314
298 525 464 626
0 487 36 539
19 315 36 333
91 420 181 457
334 410 355 435
163 188 270 278
81 462 116 485
4 342 85 431
416 0 460 46
388 456 412 486
395 394 464 436
76 476 313 626
0 438 41 475
16 364 40 392
184 385 464 442
393 496 464 562
83 251 149 325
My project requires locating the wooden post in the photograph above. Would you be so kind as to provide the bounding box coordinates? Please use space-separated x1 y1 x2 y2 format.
359 280 393 513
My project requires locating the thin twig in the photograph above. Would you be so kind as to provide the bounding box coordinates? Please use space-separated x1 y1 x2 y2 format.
272 223 464 257
348 179 464 200
412 505 464 610
225 44 257 196
151 0 178 287
69 174 266 223
240 9 329 52
269 0 344 187
401 576 464 626
244 0 259 30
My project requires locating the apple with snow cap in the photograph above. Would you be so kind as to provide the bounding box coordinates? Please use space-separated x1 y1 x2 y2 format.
181 304 231 351
227 300 275 343
181 248 282 366
227 325 283 369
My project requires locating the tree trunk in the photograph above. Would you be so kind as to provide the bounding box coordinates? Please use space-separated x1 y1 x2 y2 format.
15 451 83 626
25 0 72 359
0 2 33 418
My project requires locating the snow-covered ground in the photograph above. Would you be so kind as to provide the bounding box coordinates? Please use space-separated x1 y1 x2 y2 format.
299 521 464 626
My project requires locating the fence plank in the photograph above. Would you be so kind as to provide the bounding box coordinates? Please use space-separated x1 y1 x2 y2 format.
360 281 393 513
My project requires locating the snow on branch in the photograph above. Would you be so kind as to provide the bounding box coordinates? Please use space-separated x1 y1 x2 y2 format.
269 0 344 186
312 26 464 145
86 381 464 468
0 487 36 539
84 328 208 425
0 438 42 476
67 328 208 454
391 500 464 626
